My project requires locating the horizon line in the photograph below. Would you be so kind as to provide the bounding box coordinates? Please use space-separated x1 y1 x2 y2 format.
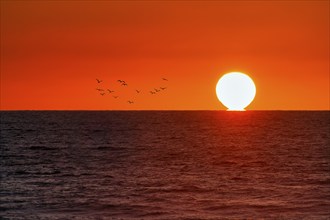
0 109 329 112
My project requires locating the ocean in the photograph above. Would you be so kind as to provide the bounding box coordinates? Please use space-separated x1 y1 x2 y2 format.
1 111 329 219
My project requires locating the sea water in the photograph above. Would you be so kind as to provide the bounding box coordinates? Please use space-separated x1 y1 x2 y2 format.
1 111 329 219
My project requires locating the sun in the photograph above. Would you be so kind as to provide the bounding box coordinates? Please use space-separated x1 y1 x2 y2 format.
216 72 256 111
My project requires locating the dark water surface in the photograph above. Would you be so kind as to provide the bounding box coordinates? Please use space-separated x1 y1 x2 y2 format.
1 111 329 219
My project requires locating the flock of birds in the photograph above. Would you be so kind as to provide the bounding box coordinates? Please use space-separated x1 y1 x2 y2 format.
95 77 169 104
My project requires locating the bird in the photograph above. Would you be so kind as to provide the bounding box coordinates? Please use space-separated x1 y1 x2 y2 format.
107 89 115 93
160 87 167 90
162 78 168 81
96 79 103 83
154 88 160 92
96 88 104 91
136 90 140 93
117 80 124 83
121 82 128 86
113 96 119 99
100 93 105 96
127 101 134 104
150 91 156 94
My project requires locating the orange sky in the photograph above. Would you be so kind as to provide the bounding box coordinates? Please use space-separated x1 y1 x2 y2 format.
1 1 329 110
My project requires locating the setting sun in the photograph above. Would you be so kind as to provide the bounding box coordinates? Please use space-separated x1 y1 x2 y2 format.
216 72 256 111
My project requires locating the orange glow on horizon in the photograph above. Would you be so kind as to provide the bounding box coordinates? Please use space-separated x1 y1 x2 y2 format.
0 1 329 110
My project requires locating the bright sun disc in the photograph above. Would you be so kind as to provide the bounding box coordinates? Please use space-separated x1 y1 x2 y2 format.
216 72 256 111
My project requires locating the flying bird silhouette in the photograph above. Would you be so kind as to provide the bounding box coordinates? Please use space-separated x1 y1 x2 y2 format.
150 91 156 94
162 78 168 81
96 88 104 91
100 93 105 96
96 79 103 83
154 88 160 92
160 87 167 90
107 89 115 93
121 82 128 86
136 90 140 93
113 96 119 99
117 80 124 83
127 101 134 104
